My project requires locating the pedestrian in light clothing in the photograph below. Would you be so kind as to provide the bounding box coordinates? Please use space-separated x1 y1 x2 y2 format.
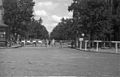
51 39 55 47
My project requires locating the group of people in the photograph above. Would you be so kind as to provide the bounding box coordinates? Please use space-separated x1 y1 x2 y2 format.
45 39 56 47
45 39 63 48
19 39 63 48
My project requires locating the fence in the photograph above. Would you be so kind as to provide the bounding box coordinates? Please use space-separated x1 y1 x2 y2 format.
78 40 120 53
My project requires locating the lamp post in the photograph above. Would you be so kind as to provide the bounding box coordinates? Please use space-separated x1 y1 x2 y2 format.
75 30 79 48
79 33 85 50
81 33 85 37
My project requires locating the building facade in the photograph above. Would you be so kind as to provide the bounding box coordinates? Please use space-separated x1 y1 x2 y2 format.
0 0 8 47
0 0 3 23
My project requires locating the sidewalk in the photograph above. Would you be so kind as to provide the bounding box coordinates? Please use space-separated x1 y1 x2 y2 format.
0 44 22 49
76 47 120 54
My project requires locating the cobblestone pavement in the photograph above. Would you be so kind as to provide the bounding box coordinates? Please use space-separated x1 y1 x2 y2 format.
0 47 120 77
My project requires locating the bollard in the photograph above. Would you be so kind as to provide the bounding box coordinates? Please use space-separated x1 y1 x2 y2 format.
115 42 118 53
80 41 82 50
96 42 99 52
85 41 88 51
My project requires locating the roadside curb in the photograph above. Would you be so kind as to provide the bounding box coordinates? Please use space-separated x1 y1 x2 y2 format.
0 45 22 49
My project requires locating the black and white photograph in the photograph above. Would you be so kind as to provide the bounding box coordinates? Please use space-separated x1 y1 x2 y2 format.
0 0 120 77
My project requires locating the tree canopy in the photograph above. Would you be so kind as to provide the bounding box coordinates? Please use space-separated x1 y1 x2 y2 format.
27 18 49 39
50 18 74 40
51 0 120 41
69 0 113 40
3 0 49 40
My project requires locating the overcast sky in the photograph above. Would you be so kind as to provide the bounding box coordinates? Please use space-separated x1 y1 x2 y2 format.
33 0 73 33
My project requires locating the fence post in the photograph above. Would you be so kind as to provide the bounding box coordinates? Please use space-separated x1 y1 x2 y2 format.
85 40 88 51
96 42 99 52
115 42 118 53
80 41 82 50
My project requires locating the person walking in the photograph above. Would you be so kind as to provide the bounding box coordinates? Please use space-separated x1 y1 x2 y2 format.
59 40 63 48
45 39 49 47
51 39 55 47
48 40 51 47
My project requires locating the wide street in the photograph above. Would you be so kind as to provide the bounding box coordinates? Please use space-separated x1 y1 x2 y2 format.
0 46 120 77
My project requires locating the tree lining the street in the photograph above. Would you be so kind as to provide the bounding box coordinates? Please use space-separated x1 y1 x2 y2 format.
50 18 75 40
68 0 113 41
51 0 120 41
3 0 49 40
28 18 49 39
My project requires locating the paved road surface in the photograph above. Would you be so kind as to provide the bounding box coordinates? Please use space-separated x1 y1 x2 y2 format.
0 47 120 77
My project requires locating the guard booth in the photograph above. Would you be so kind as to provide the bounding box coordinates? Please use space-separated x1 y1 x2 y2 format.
0 23 8 47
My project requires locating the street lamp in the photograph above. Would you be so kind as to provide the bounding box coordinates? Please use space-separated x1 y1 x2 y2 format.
79 33 85 50
3 32 6 35
79 33 85 41
81 33 85 37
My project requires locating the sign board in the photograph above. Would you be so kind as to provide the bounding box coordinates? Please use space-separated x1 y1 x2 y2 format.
79 38 83 41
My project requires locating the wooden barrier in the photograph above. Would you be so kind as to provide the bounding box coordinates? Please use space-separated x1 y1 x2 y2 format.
79 40 120 53
111 41 120 53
